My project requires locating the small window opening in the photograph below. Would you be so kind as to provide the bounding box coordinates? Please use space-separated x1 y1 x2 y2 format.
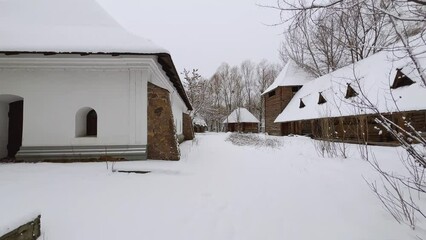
75 107 98 137
299 99 306 108
318 92 327 105
345 83 358 99
391 68 415 89
268 90 276 97
86 110 97 136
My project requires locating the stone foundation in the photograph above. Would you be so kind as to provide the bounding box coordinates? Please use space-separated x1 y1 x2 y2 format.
182 113 194 140
147 83 180 160
0 215 41 240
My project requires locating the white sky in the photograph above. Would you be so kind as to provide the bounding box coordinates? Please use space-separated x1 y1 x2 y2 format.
97 0 283 78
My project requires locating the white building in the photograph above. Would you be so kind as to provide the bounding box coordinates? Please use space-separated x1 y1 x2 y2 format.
0 0 192 161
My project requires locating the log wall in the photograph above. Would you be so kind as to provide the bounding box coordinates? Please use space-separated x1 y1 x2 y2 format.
264 87 295 135
227 123 259 133
281 110 426 144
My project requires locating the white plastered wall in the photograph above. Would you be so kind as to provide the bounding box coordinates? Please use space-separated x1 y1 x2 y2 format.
171 92 187 135
0 55 150 148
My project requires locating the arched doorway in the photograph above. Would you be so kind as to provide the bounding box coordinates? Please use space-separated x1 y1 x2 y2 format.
86 110 97 136
0 94 24 159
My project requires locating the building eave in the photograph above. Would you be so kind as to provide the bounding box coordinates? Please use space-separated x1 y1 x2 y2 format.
0 51 193 111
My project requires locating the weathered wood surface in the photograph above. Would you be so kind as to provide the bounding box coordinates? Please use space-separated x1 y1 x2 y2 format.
280 110 426 145
265 87 295 136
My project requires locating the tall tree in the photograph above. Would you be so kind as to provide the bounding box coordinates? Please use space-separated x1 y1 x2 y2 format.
272 0 425 79
182 69 208 118
241 60 256 113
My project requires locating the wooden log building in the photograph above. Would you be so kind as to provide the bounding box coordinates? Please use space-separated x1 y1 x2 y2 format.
223 108 260 133
264 39 426 145
262 60 314 136
193 116 208 133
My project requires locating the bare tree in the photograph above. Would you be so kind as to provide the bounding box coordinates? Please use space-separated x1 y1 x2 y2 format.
260 0 426 228
255 60 281 131
271 0 425 79
205 73 225 132
230 66 245 111
241 60 256 113
182 69 209 118
338 64 426 229
187 59 281 132
216 63 234 115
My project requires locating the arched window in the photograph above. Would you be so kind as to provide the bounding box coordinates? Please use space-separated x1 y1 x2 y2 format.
75 107 98 137
86 110 97 136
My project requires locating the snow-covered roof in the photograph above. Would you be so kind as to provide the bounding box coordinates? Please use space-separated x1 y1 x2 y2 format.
193 116 207 127
262 60 314 95
275 37 426 123
0 0 193 111
223 108 260 124
0 0 166 54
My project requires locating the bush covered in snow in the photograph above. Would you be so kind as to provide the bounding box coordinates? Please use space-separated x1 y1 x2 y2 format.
225 133 282 148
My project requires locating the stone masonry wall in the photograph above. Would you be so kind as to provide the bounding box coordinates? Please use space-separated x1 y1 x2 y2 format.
147 83 180 160
0 215 41 240
182 113 194 140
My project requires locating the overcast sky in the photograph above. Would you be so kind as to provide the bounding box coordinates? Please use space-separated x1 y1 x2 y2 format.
97 0 283 78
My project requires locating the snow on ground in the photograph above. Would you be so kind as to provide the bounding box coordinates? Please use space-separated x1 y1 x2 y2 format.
1 132 425 239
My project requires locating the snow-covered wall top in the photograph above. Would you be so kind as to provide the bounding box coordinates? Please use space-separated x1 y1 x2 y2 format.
0 0 166 54
224 108 260 124
262 60 314 95
275 36 426 123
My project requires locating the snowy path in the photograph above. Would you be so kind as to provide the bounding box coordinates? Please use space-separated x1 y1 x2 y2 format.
0 133 425 239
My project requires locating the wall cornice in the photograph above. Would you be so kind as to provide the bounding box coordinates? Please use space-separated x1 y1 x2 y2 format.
0 55 156 70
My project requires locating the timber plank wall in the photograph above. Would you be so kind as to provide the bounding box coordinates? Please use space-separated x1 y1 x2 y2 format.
227 123 259 133
264 87 295 136
281 110 426 144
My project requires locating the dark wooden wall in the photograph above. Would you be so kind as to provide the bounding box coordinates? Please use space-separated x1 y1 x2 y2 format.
194 125 207 133
264 87 296 135
280 110 426 144
227 123 259 133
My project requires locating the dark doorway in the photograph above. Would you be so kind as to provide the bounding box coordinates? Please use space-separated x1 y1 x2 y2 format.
281 123 290 136
7 100 23 158
86 110 97 136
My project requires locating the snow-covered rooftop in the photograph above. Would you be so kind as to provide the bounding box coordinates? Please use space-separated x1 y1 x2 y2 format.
262 60 314 95
193 116 207 127
0 0 167 54
224 108 260 124
0 0 194 111
275 37 426 123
